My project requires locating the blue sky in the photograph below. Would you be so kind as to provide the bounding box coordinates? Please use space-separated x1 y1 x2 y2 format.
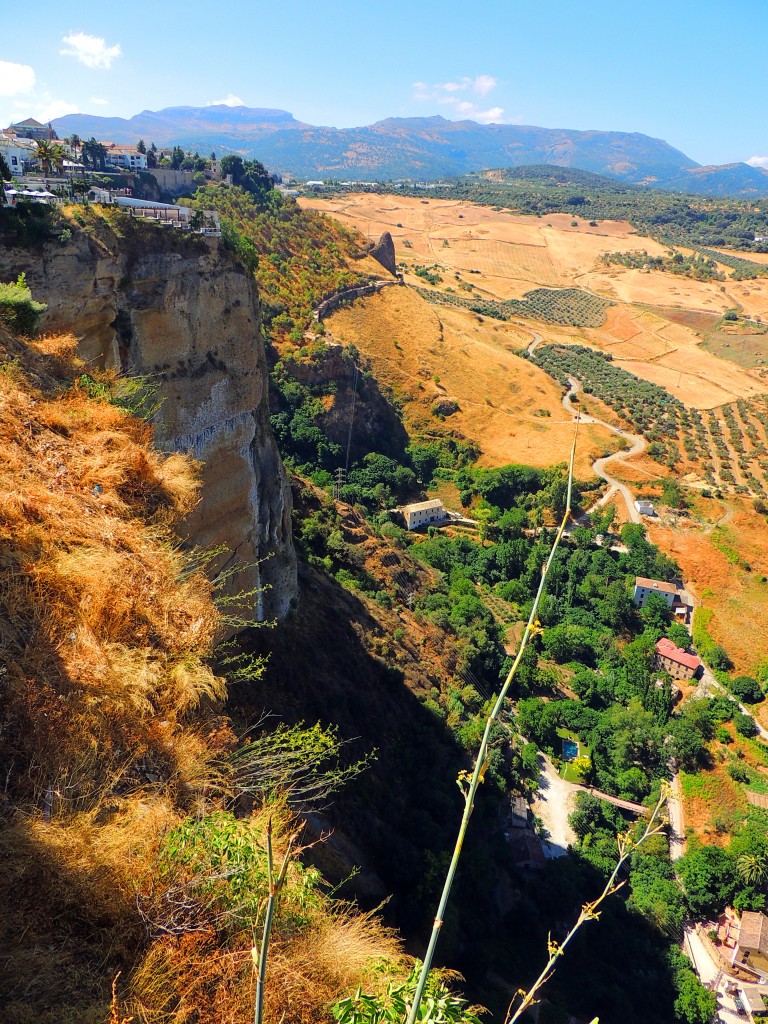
2 0 767 166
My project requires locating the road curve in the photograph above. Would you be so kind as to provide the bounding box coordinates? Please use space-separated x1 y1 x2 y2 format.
563 378 646 525
525 331 646 524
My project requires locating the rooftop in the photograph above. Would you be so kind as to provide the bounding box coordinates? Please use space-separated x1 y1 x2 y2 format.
655 638 701 671
401 499 444 514
741 986 768 1013
635 576 679 595
740 912 768 956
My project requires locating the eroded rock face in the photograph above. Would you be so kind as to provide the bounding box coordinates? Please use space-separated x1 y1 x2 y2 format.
0 219 296 622
369 231 397 277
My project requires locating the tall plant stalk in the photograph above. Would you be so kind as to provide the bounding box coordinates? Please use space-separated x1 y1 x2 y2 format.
254 819 295 1024
505 787 668 1023
406 428 579 1024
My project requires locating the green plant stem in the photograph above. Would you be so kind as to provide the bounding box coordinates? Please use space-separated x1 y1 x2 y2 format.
406 427 579 1024
254 819 295 1024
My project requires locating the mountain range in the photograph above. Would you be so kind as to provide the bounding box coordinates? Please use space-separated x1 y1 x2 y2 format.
51 105 768 196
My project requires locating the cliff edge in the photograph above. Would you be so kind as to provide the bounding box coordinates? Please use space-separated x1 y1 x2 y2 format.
0 211 296 621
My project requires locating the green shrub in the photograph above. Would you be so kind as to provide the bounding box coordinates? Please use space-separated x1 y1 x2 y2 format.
727 761 750 783
735 712 758 738
730 676 763 703
0 274 47 336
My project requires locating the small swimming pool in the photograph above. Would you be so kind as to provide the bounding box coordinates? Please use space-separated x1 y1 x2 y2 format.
562 739 579 761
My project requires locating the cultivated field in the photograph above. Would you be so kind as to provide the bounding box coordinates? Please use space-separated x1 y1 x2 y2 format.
304 193 768 495
326 285 613 477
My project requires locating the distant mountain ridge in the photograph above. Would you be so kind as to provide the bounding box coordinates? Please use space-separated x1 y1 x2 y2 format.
51 105 768 196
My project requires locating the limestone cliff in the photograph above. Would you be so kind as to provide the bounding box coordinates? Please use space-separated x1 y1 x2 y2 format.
0 215 296 621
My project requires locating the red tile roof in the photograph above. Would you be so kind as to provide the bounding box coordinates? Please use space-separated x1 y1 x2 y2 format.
656 637 701 671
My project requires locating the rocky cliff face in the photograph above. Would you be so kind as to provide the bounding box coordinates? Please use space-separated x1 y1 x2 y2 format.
0 217 296 621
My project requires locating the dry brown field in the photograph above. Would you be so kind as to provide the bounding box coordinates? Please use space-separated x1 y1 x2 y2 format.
326 286 612 477
305 193 766 402
303 194 768 484
648 499 768 676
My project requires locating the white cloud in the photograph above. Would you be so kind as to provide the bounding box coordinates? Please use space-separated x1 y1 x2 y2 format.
207 94 244 107
412 75 506 123
747 156 768 170
90 96 109 105
60 32 121 70
0 60 36 96
472 74 497 98
13 95 78 122
472 107 504 124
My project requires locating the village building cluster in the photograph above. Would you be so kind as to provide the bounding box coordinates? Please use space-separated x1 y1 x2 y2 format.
1 118 221 235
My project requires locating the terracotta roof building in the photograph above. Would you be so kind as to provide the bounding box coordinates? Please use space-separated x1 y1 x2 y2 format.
655 638 702 680
633 576 680 608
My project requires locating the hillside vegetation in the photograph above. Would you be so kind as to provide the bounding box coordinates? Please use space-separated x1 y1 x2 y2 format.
0 322 430 1024
189 184 379 340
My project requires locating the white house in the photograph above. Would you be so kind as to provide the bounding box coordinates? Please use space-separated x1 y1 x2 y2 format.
104 145 148 171
632 576 679 608
634 499 655 515
400 499 446 531
0 134 37 176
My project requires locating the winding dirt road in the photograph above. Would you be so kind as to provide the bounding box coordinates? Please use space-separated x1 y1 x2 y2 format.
526 331 646 523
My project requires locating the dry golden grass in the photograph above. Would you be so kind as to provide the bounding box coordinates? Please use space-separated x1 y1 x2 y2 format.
126 909 405 1024
0 328 227 814
327 285 613 476
0 328 420 1024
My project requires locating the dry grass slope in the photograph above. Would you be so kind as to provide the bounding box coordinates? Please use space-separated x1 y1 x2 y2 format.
0 326 411 1024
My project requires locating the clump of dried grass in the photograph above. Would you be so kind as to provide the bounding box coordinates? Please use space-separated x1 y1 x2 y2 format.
127 898 406 1024
0 326 413 1024
0 327 224 812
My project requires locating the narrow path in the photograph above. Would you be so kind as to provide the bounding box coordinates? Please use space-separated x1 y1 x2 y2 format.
526 330 647 523
532 752 647 859
565 378 647 525
532 754 577 857
668 773 686 861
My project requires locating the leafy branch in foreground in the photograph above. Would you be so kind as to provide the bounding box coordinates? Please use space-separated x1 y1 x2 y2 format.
406 426 579 1024
333 965 483 1024
505 787 669 1024
228 719 374 811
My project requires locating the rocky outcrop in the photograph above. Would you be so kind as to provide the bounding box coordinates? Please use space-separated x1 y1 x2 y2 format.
369 231 397 277
281 343 409 463
0 217 297 622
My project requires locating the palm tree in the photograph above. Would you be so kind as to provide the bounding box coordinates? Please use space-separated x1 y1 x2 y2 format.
82 138 107 171
34 141 66 176
737 852 768 886
66 134 82 160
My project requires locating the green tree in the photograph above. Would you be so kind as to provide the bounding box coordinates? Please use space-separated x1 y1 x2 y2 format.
82 137 107 170
707 644 732 672
673 968 717 1024
678 845 738 917
730 676 763 704
737 853 768 885
735 712 758 737
641 591 672 631
65 133 82 158
136 138 146 154
666 622 691 648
